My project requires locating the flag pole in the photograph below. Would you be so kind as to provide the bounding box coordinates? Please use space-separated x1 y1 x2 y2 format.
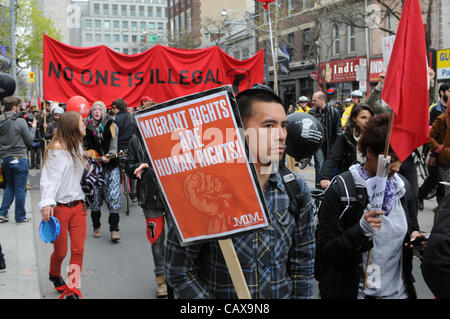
266 4 278 95
363 108 395 290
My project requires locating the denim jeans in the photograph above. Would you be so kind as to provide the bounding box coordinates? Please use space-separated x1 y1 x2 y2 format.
0 157 29 222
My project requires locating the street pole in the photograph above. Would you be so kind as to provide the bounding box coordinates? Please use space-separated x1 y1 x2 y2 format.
365 0 371 96
10 0 17 95
267 3 278 95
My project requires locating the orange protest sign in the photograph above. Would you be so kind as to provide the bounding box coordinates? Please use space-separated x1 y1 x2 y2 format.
133 86 269 245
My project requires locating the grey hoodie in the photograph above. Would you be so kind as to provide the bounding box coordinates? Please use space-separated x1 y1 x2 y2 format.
0 111 36 158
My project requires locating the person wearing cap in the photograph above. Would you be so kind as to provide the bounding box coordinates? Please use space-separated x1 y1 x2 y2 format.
84 101 121 242
295 96 311 113
165 84 315 299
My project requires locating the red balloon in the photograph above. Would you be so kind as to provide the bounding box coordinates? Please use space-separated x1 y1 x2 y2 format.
66 96 90 118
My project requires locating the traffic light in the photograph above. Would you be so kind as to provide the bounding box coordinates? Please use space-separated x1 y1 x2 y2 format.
28 72 35 83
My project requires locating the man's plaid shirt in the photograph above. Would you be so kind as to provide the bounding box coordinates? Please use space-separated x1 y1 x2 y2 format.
165 170 315 299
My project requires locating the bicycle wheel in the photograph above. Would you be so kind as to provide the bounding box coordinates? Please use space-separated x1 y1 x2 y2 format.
121 169 130 216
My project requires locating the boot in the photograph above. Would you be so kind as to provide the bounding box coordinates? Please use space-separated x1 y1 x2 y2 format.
109 213 120 243
156 274 168 298
91 211 101 230
93 227 101 238
111 231 120 242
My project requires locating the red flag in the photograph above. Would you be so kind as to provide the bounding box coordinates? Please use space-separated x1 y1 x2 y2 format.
256 0 275 10
381 0 429 162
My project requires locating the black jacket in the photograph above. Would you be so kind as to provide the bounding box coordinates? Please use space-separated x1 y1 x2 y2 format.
315 172 419 299
319 128 357 181
309 105 342 156
124 134 165 210
114 112 136 152
421 195 450 299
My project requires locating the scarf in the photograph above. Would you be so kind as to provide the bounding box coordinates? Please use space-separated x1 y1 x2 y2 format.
357 163 396 216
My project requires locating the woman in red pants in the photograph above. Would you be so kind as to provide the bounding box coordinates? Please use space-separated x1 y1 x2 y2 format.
39 111 88 299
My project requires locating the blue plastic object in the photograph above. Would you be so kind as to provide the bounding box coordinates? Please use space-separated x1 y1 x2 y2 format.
39 216 60 243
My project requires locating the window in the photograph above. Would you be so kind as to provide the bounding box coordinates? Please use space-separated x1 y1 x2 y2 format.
95 34 102 42
288 0 294 14
180 13 185 33
140 35 145 42
104 20 110 30
85 19 92 29
148 6 153 17
131 21 137 31
103 4 109 15
123 48 129 54
287 32 295 60
113 34 120 42
242 48 249 59
121 5 127 16
233 50 240 60
158 22 163 31
139 6 145 17
140 22 146 30
123 34 129 42
104 34 111 42
348 25 355 53
95 20 101 30
112 5 118 16
149 22 155 30
302 29 311 59
302 0 310 11
94 3 100 15
130 5 136 16
186 9 191 33
122 21 128 29
333 25 340 55
85 33 93 42
156 7 162 18
132 35 137 42
113 21 120 29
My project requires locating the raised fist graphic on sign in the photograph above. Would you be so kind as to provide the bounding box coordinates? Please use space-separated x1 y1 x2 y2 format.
184 172 235 233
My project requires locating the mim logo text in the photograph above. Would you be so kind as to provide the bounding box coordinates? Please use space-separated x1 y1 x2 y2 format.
233 212 264 227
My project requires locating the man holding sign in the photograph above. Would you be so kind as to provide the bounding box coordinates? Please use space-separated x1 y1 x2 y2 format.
161 85 315 299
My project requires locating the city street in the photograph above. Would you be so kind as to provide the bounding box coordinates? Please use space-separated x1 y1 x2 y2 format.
20 163 436 299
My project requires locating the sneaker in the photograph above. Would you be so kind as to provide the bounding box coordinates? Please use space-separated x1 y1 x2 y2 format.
0 216 9 223
16 217 31 224
0 260 6 272
49 275 67 293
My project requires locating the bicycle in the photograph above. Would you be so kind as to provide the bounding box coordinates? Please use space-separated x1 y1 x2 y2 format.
413 148 428 181
119 157 131 216
310 187 325 226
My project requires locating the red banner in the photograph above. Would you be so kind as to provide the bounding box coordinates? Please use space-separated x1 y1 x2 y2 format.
43 34 264 107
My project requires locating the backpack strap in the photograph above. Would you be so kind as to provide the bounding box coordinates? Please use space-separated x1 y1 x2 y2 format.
279 166 304 219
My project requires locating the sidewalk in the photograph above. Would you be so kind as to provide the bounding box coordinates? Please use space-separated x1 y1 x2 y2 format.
0 190 41 299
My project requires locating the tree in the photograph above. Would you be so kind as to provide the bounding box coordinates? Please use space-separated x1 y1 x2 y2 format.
0 0 62 70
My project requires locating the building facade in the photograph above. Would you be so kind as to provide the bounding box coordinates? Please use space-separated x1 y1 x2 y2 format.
69 0 168 54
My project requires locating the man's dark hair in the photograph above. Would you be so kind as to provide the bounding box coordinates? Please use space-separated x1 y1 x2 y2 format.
439 83 450 97
236 91 284 123
358 113 393 157
111 98 127 113
1 96 22 112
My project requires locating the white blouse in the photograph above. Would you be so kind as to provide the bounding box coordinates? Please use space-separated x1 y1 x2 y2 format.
38 145 86 210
